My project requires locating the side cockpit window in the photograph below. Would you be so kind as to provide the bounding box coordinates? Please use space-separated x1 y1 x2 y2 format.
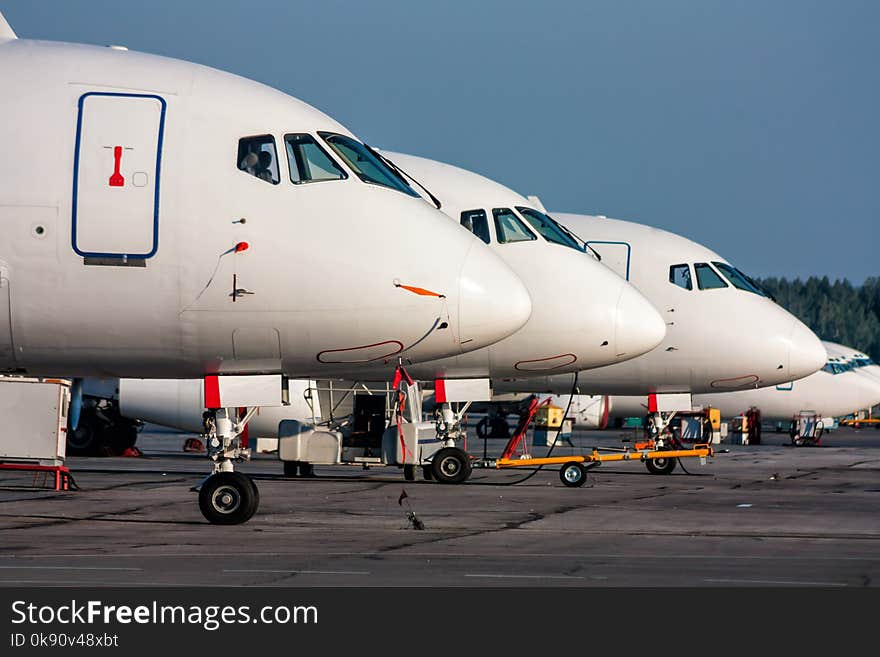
285 134 347 184
461 209 491 244
238 135 280 184
669 264 692 290
493 208 536 244
694 262 729 290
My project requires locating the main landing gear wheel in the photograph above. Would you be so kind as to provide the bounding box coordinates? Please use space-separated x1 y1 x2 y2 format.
646 456 677 475
559 461 588 487
198 472 259 525
430 447 472 484
283 461 300 478
403 464 416 481
66 413 101 456
422 466 433 481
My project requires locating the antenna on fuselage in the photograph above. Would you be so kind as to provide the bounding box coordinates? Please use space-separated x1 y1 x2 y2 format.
0 12 17 41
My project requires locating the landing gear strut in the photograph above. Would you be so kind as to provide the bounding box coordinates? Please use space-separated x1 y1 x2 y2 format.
643 410 682 475
430 402 473 484
198 407 259 524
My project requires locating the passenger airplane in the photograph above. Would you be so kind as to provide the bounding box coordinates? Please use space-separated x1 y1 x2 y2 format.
494 213 826 398
0 13 536 522
115 153 666 450
604 345 880 424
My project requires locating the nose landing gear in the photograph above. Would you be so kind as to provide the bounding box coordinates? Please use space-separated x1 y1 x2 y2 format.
197 406 259 524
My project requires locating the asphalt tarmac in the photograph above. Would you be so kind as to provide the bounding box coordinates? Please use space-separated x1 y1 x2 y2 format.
1 425 878 587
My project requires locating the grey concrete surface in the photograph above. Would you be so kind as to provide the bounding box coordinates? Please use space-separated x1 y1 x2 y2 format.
0 426 878 587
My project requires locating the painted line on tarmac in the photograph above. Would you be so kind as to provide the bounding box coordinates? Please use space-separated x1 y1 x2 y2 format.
704 578 848 586
0 565 141 571
3 552 876 561
223 569 370 576
465 573 585 580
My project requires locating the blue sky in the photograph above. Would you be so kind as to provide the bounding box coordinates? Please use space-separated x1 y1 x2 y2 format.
4 1 877 282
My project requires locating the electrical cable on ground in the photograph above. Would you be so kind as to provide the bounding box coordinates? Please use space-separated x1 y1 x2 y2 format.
502 371 579 486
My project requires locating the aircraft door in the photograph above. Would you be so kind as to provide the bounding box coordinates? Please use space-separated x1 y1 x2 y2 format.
0 265 13 366
585 241 631 281
72 93 166 260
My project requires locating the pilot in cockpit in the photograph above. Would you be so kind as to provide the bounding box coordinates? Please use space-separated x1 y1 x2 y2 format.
255 150 274 182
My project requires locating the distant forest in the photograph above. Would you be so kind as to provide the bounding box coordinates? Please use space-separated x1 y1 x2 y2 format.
755 277 880 361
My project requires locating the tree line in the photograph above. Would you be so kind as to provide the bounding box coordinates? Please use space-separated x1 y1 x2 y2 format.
755 276 880 361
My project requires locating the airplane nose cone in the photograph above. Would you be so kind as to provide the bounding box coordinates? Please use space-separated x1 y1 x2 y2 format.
458 241 532 352
855 377 880 412
788 320 826 381
613 284 666 360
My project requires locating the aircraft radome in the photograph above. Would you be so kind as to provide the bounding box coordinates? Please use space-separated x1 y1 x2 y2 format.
604 344 880 427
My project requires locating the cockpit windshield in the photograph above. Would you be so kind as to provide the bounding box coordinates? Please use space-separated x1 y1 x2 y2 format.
493 208 537 244
319 133 419 197
694 263 728 290
516 207 581 250
822 362 854 375
713 262 767 296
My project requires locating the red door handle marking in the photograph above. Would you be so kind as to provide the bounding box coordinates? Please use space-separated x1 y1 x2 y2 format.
109 146 125 187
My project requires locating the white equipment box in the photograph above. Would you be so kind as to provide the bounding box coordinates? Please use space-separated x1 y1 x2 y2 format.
0 377 71 465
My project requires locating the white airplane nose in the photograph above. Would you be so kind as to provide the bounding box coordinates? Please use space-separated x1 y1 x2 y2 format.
613 284 666 360
458 241 532 351
855 377 880 412
788 319 827 381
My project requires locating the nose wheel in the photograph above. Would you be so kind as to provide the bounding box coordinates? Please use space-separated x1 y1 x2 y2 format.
430 447 472 484
198 471 259 524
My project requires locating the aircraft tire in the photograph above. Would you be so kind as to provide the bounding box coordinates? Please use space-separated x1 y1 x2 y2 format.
403 464 416 481
199 472 259 525
102 420 138 455
66 410 102 456
283 461 300 477
430 447 472 484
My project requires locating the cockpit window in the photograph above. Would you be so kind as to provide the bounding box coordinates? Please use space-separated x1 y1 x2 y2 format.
516 207 581 250
492 208 537 244
237 135 280 184
823 362 854 375
694 263 729 290
669 264 693 290
461 209 491 244
713 262 765 296
318 133 419 197
285 134 347 184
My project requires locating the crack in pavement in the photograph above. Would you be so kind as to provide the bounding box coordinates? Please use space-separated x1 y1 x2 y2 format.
369 503 587 555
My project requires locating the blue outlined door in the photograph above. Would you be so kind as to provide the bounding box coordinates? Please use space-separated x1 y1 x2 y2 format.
72 92 166 259
585 241 631 280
